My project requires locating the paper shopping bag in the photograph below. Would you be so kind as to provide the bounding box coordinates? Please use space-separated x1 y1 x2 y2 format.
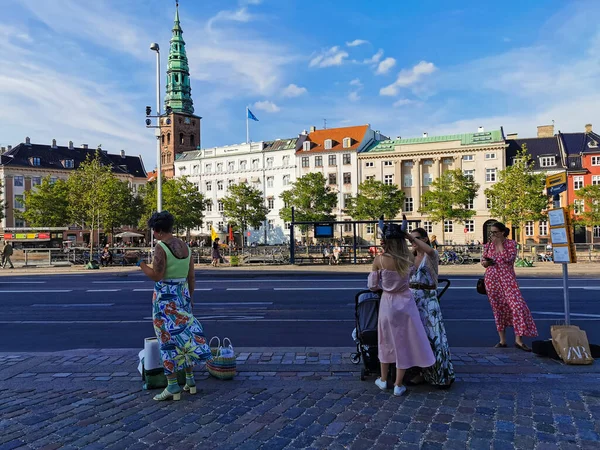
551 325 594 365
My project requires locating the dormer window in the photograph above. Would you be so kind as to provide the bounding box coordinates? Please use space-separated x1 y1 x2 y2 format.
324 139 333 150
63 159 74 169
589 140 598 148
343 137 352 148
31 157 41 166
539 156 556 167
303 141 311 151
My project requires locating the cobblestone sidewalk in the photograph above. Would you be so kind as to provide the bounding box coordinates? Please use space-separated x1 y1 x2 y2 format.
1 348 599 449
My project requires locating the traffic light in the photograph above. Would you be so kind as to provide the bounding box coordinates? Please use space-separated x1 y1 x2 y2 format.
146 106 152 116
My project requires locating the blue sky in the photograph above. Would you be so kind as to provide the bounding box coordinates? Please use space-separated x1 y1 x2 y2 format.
1 0 599 169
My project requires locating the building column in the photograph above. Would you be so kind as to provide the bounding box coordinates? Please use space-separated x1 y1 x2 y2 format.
454 155 462 171
433 157 441 180
414 159 421 214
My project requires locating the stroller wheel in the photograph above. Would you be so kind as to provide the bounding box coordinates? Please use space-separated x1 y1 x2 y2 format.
360 368 367 381
350 353 361 364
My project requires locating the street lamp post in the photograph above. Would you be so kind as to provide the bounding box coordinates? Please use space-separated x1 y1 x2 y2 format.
150 43 162 212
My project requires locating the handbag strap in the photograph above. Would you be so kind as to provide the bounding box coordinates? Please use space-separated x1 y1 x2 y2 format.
209 336 220 349
223 337 233 349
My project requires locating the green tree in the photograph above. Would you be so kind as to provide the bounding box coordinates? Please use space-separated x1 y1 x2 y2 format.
17 176 70 227
99 177 140 239
419 169 480 243
344 178 405 221
576 184 600 229
0 180 5 221
484 145 547 252
279 172 338 243
222 183 269 247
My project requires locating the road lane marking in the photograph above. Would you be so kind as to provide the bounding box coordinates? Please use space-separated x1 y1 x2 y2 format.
92 281 145 283
133 288 213 292
30 303 114 308
86 289 121 292
273 287 362 291
226 288 260 291
0 290 72 293
0 281 46 284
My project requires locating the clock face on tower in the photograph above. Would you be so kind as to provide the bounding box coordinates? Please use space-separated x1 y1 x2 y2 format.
185 117 191 124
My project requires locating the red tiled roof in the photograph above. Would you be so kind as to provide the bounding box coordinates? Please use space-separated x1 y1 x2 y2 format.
147 170 158 182
297 125 369 154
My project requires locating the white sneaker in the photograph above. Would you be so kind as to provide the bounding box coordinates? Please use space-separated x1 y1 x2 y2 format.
393 385 407 396
375 378 389 390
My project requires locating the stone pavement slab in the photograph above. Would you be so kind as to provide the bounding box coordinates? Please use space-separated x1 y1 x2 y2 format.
1 348 599 449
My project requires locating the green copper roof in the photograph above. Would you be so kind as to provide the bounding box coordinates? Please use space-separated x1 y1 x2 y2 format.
362 130 505 153
164 3 194 115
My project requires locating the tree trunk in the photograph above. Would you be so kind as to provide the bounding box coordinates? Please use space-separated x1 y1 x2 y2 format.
440 217 446 247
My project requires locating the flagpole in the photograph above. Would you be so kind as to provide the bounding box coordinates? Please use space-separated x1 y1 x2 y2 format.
246 106 249 144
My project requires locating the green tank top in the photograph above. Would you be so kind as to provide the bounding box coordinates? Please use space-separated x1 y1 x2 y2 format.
158 241 191 279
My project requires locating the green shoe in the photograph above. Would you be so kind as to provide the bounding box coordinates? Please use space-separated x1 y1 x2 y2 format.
153 387 181 401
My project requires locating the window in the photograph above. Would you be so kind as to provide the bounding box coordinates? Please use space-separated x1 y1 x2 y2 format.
539 221 548 236
403 161 414 167
206 201 213 212
384 174 394 186
282 156 290 166
284 222 291 230
444 220 453 233
180 133 184 145
343 138 351 149
15 218 25 228
268 220 275 230
228 161 235 171
267 158 274 168
540 156 556 167
32 177 41 187
574 176 584 190
366 224 374 234
423 221 433 233
14 176 24 187
366 175 375 181
384 161 393 167
218 201 224 212
14 195 24 209
252 159 259 169
343 173 351 184
365 161 374 168
343 153 351 165
467 197 474 209
206 221 213 232
486 196 492 209
64 159 74 168
218 221 224 231
217 181 223 191
423 160 433 166
268 198 274 209
592 175 600 186
525 221 534 236
594 226 600 238
216 163 223 172
423 173 433 186
343 193 352 208
328 173 337 185
267 177 274 188
443 158 453 165
162 134 165 145
167 133 171 145
324 139 333 150
206 181 212 191
32 157 41 166
228 179 235 187
465 220 475 233
574 199 584 215
344 220 352 233
302 157 309 168
462 155 474 161
303 142 311 151
205 163 212 173
404 197 413 212
190 134 196 147
283 175 290 186
240 160 247 170
485 153 496 160
592 156 600 166
463 169 475 181
328 155 337 166
315 156 323 167
193 165 199 174
50 177 57 184
486 168 497 182
403 174 413 187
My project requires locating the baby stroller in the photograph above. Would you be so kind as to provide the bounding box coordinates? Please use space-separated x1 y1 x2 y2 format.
351 279 451 381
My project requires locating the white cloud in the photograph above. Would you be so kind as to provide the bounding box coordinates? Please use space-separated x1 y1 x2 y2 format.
393 99 414 107
282 83 307 97
376 57 396 75
348 91 360 102
380 61 437 96
364 49 384 64
349 78 362 87
346 39 369 47
309 46 349 68
254 100 280 113
207 7 254 32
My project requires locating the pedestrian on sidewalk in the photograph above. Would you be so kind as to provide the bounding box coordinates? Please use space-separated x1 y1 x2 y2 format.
368 223 435 397
408 228 455 388
138 211 212 401
482 222 538 351
2 241 14 269
211 238 221 267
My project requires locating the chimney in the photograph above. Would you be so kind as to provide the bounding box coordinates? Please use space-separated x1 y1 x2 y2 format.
68 141 74 150
120 149 126 158
537 124 554 138
25 136 31 145
0 147 5 153
423 132 428 138
7 145 12 151
375 130 381 140
506 133 518 140
309 126 316 133
585 123 593 134
51 139 57 149
478 126 484 132
81 144 88 149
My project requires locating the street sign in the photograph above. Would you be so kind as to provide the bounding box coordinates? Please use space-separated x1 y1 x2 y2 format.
548 183 567 196
546 172 567 189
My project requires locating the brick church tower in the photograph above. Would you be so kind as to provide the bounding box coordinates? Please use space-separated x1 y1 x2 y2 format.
160 3 201 178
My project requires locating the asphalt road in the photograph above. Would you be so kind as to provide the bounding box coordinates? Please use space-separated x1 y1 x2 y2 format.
1 270 599 351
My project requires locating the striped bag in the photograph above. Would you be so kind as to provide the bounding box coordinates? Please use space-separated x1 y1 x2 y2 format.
206 337 237 380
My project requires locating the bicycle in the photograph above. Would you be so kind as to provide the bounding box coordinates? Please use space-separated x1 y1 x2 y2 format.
439 250 464 265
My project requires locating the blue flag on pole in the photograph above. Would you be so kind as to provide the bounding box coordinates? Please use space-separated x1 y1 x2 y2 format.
247 108 259 122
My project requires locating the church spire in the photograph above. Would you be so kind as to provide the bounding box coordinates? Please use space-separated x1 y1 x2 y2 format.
164 1 194 115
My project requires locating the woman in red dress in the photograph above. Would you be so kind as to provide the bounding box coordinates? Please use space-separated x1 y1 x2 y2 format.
482 222 538 351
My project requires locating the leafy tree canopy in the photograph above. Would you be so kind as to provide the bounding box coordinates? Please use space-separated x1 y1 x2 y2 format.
222 183 269 232
344 178 405 221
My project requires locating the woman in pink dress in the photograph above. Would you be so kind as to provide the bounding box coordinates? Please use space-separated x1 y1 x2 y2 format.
368 224 436 396
482 222 538 351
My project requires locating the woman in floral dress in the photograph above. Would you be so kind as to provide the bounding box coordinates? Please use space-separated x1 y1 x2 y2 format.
482 222 538 351
409 228 455 388
139 211 212 401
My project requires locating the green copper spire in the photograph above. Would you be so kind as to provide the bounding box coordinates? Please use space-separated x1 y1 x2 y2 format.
164 2 194 115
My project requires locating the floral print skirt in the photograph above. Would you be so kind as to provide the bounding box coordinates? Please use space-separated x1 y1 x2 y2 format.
411 288 455 386
152 280 212 375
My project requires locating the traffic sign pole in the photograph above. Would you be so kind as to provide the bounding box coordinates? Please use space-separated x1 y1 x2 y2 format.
552 194 571 325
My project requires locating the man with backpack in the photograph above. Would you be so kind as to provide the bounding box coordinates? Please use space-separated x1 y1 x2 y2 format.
3 241 14 269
